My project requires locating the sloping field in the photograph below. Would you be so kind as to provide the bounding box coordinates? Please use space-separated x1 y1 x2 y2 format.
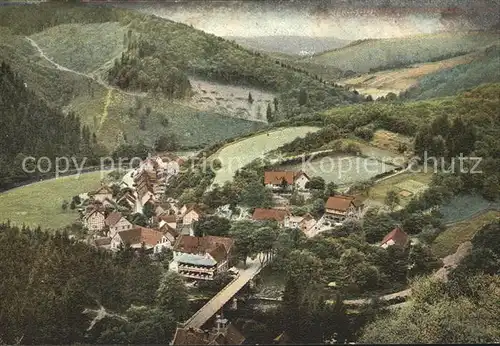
307 31 500 73
30 22 126 74
432 210 500 258
1 26 267 151
188 78 275 122
107 92 266 150
278 154 398 186
0 172 106 230
339 53 478 98
210 126 320 186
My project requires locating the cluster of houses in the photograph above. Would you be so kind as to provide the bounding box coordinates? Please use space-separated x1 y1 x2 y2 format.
80 161 409 286
77 160 412 345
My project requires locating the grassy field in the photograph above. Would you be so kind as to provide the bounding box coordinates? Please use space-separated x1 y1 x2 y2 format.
338 52 478 98
306 31 500 73
432 210 500 258
210 126 320 186
369 130 413 154
30 22 126 74
0 172 107 231
279 154 397 187
405 45 500 100
367 171 433 206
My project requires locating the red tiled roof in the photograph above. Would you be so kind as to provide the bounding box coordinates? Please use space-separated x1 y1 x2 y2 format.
118 226 163 247
252 208 289 222
264 171 303 185
325 195 358 211
173 235 234 259
381 227 409 247
104 211 123 227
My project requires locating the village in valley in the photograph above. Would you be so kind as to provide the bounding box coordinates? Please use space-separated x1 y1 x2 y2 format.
2 1 499 344
73 148 415 344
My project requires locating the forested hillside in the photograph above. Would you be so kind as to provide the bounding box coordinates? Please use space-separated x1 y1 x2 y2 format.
401 45 500 100
0 62 102 189
0 223 186 344
0 3 365 120
306 31 499 73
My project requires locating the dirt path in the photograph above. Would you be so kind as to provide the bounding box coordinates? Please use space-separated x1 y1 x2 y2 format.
25 36 146 98
99 89 113 132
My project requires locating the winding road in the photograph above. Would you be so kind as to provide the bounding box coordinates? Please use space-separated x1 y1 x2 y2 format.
25 36 146 98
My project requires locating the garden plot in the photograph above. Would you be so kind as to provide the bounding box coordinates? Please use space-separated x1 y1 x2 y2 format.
394 179 428 197
367 172 432 207
432 210 500 258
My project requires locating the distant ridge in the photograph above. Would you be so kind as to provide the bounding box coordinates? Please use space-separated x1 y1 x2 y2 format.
223 35 351 56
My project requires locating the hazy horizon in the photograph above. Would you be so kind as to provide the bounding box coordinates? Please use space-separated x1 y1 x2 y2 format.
128 1 499 40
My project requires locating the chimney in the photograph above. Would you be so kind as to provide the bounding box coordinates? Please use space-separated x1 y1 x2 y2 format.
215 314 228 332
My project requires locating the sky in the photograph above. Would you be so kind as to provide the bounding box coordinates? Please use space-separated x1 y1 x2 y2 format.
133 0 500 39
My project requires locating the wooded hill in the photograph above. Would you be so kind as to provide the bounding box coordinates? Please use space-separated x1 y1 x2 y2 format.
0 61 104 189
278 83 500 200
0 3 365 117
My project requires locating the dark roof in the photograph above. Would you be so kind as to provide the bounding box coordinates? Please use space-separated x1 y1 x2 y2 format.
381 227 409 247
252 208 289 222
224 324 245 345
118 226 163 246
104 211 123 227
94 237 111 247
171 324 245 345
325 195 359 211
173 235 234 260
89 185 113 196
160 223 179 239
171 327 207 345
84 207 105 220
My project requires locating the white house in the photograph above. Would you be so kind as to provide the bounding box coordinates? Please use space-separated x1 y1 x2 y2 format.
104 211 133 238
324 195 363 224
110 226 171 253
284 213 317 233
83 208 106 232
169 235 234 280
264 171 310 191
179 204 202 225
158 214 178 230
